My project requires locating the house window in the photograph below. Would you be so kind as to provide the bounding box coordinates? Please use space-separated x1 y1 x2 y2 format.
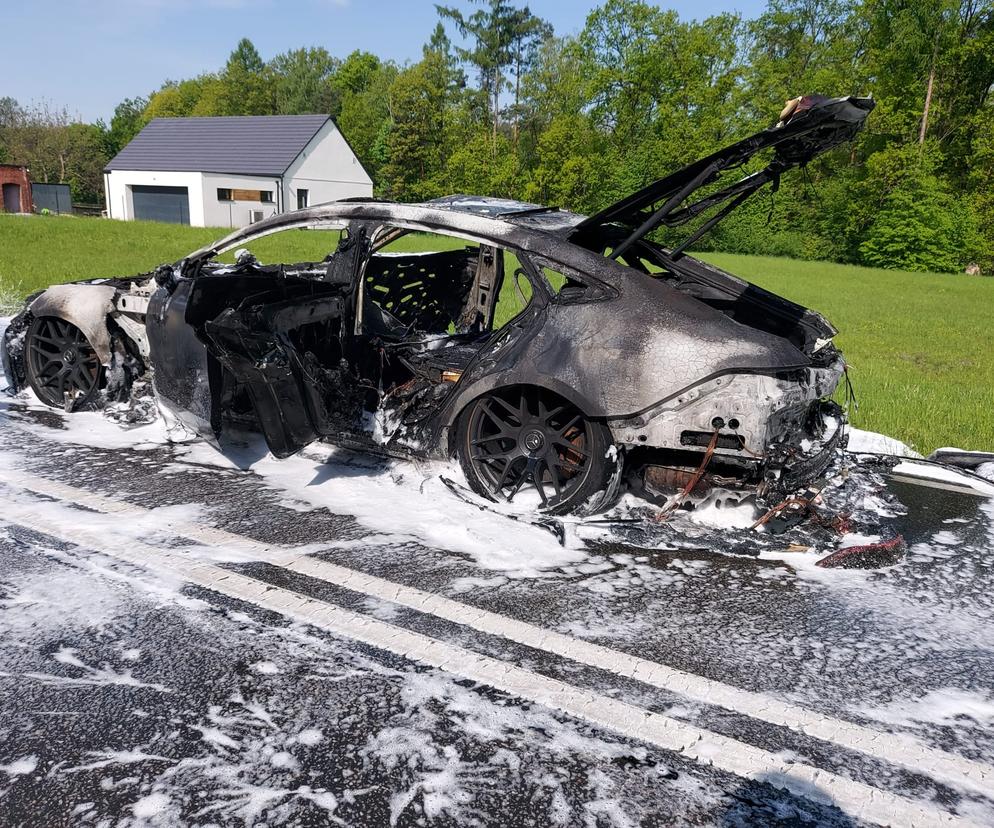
297 189 309 210
223 188 274 202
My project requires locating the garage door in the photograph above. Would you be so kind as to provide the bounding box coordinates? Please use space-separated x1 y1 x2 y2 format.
132 185 190 224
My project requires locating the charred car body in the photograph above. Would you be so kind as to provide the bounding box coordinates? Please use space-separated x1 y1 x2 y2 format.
2 96 873 514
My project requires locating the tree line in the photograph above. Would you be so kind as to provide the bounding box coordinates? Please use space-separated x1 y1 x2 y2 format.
1 0 992 273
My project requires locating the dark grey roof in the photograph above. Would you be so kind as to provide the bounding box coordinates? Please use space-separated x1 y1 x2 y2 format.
104 115 330 175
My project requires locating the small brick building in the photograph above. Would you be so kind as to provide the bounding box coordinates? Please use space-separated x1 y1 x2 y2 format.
1 164 32 213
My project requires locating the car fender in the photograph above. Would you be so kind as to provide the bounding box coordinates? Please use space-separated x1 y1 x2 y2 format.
29 284 116 365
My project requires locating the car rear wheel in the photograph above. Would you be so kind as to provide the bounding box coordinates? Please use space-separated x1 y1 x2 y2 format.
457 386 619 515
24 316 103 410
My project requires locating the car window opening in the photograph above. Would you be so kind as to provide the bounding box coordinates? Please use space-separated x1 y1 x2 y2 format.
190 225 547 454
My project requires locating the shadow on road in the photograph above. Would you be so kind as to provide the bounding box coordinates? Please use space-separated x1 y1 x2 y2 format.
720 775 859 827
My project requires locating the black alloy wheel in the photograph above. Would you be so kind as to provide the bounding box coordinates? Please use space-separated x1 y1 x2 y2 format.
458 386 616 515
24 316 103 410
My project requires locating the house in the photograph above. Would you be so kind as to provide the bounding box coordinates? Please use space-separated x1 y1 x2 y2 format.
0 165 32 214
103 115 373 227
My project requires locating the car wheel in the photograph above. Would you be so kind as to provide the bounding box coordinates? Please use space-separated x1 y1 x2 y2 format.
457 385 620 515
24 316 103 410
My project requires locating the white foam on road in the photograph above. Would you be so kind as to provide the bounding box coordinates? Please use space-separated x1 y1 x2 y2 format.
0 400 584 578
2 467 992 813
0 496 976 828
862 688 994 728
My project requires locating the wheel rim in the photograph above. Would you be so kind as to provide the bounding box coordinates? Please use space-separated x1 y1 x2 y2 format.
468 387 594 508
26 317 102 408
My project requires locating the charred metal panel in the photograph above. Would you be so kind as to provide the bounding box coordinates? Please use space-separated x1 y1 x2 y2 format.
1 307 33 392
147 281 215 437
29 284 116 364
203 292 357 458
510 274 811 419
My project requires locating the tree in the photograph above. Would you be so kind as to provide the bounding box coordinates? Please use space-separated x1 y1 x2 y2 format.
269 47 339 114
0 97 20 129
746 0 867 115
220 38 271 114
333 51 383 99
437 0 518 150
381 53 449 200
105 96 148 156
445 130 519 196
0 97 22 163
145 76 220 118
859 173 974 272
334 56 399 184
506 6 552 144
0 102 109 203
523 114 610 212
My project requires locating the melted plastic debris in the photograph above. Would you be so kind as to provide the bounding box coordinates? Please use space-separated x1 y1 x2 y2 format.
847 427 922 459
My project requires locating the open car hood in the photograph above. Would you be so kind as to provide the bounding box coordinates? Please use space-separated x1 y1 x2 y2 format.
570 95 874 260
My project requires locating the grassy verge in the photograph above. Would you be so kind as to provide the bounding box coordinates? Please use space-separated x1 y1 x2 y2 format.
2 214 991 452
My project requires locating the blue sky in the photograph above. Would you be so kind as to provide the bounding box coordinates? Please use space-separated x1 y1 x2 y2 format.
9 0 765 123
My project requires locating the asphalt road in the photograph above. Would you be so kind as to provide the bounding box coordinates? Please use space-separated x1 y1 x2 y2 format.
1 395 993 827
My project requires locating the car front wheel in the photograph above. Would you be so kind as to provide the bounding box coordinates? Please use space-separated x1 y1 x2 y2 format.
457 386 619 515
24 315 103 410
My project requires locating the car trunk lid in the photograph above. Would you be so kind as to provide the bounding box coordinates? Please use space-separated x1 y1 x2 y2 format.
569 95 874 259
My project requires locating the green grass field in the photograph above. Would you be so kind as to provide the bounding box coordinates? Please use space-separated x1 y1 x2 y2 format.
2 214 992 452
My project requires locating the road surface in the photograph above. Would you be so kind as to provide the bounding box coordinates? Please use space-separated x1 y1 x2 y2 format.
1 394 993 827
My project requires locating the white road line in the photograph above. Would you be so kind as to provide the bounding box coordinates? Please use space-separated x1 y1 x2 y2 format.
3 468 993 801
0 500 975 828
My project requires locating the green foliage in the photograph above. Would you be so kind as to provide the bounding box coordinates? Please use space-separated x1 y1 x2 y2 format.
859 173 975 272
0 102 109 203
145 76 223 118
221 38 271 115
381 54 450 200
523 115 610 212
268 48 338 115
336 59 399 183
445 131 519 196
105 97 148 157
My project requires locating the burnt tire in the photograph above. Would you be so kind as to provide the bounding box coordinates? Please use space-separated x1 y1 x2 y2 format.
456 385 620 515
24 316 103 410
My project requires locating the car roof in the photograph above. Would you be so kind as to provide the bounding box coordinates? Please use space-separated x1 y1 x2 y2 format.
186 197 588 264
423 195 585 231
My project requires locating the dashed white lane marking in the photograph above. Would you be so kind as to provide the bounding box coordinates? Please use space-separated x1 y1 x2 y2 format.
2 467 992 803
1 501 975 828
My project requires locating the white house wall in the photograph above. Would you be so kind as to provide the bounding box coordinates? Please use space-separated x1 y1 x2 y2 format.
284 120 373 210
201 173 283 229
105 170 205 225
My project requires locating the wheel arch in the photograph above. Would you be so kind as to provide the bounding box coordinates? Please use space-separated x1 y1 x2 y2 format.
28 284 117 365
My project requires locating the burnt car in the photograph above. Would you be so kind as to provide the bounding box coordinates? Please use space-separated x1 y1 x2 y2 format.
2 95 873 514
